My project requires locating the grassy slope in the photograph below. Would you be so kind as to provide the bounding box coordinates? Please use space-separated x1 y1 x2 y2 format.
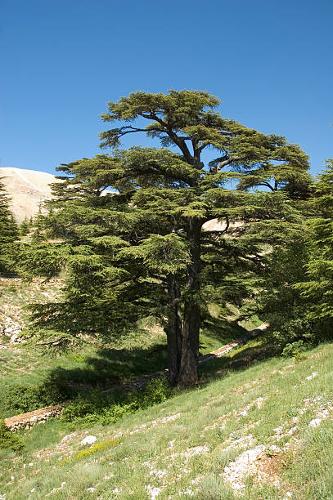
1 343 333 499
0 278 246 419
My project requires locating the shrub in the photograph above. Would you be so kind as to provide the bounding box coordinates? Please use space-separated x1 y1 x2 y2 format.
1 379 66 418
141 377 171 406
0 420 23 451
62 377 172 427
272 317 316 353
281 340 308 359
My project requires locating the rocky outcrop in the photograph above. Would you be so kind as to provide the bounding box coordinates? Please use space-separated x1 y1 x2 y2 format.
1 316 22 344
4 405 63 430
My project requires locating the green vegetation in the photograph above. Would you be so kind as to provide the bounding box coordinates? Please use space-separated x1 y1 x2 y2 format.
0 420 23 452
0 342 332 498
20 90 310 386
1 90 332 498
0 279 256 420
296 160 333 337
0 179 18 274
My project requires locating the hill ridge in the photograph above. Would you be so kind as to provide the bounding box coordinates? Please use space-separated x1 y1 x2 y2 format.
0 167 57 222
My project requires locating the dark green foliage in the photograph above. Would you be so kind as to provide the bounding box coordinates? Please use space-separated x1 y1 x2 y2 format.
0 420 23 451
255 221 309 327
18 242 70 278
0 380 65 418
19 217 32 236
256 159 333 346
281 340 309 359
62 377 172 427
30 90 310 385
0 179 18 274
295 160 333 337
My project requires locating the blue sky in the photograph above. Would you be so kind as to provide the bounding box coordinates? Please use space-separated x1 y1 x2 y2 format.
1 0 332 175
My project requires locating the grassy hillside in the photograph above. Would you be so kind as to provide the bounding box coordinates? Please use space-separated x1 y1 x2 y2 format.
1 342 332 499
0 278 252 419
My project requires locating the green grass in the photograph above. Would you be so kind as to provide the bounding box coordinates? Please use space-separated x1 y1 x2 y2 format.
1 343 332 499
0 328 170 418
1 279 257 419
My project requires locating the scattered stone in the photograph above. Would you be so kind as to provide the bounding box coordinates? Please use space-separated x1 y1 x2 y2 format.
4 405 63 430
286 426 298 436
111 487 122 494
129 413 181 436
255 397 265 409
80 435 97 446
309 418 321 428
191 476 204 485
150 469 167 479
238 408 249 417
224 434 256 452
45 482 66 497
307 403 331 428
1 317 22 343
103 474 113 480
203 413 231 431
182 445 209 460
146 485 161 499
152 413 181 426
306 372 318 381
61 433 76 443
223 445 266 491
180 487 195 496
266 444 282 455
237 397 265 417
273 426 284 440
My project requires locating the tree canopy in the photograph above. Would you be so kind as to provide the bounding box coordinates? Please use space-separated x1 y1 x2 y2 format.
30 90 310 386
295 160 333 338
0 179 18 275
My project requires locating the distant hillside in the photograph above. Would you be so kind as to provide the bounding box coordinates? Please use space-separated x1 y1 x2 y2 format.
0 167 57 222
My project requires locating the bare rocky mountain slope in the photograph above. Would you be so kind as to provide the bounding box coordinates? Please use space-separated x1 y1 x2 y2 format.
0 167 57 222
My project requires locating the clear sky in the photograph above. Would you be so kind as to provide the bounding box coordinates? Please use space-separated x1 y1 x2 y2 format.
1 0 332 175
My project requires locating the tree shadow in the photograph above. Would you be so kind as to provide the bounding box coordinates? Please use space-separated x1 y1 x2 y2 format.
40 342 169 403
199 331 278 382
201 315 251 346
35 319 274 417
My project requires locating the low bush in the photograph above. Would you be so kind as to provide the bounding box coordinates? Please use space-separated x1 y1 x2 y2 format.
0 379 66 418
281 340 309 359
62 377 172 427
272 318 316 354
0 420 23 452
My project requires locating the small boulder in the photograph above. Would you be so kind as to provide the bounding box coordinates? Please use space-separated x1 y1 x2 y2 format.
80 435 97 446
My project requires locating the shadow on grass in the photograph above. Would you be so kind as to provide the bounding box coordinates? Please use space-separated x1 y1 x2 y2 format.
199 331 278 382
45 324 272 405
47 329 279 427
4 320 275 421
46 318 252 400
42 343 169 402
202 316 249 344
0 342 169 418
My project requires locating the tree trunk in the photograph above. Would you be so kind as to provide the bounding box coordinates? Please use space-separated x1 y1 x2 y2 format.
166 277 182 385
178 218 202 387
